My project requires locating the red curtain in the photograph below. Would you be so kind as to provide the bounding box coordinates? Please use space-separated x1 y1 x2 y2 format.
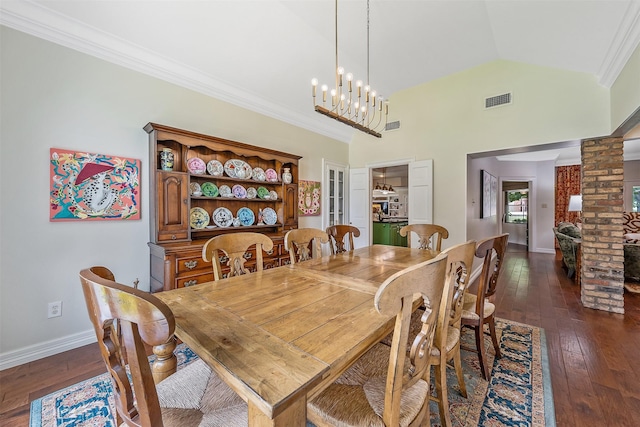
555 165 581 225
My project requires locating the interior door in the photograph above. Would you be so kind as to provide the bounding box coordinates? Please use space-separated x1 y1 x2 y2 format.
349 168 370 248
407 159 434 248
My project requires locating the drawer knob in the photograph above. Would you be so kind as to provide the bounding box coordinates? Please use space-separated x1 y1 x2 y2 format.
266 249 274 255
184 280 198 287
184 260 198 270
243 252 253 260
171 235 177 240
220 255 229 263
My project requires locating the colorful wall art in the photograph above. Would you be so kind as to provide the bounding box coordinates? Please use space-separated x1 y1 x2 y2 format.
298 180 321 216
49 148 141 221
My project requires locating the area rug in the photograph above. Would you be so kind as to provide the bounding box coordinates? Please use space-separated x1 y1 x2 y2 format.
427 318 555 427
30 318 554 426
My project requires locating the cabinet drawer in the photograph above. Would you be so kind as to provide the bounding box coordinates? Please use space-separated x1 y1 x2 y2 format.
176 254 211 275
176 272 213 288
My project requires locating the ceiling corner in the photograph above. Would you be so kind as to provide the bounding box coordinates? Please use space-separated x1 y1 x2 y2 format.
597 0 640 87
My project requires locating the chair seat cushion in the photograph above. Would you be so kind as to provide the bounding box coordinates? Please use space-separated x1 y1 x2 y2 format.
155 359 247 427
308 343 429 427
431 326 461 358
461 293 495 321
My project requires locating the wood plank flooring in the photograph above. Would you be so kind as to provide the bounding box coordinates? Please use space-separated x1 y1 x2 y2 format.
1 246 639 426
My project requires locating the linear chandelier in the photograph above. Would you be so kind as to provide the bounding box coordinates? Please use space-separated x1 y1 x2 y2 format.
311 0 388 138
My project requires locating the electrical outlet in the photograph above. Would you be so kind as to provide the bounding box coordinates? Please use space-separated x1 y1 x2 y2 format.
48 301 62 318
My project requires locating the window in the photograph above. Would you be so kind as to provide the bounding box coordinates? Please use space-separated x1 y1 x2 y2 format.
633 186 640 212
504 190 528 223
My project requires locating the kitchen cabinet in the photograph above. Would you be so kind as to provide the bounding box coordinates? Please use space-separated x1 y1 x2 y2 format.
373 221 408 247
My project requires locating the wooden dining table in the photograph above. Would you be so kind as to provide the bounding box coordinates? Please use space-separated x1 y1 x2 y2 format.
153 244 439 427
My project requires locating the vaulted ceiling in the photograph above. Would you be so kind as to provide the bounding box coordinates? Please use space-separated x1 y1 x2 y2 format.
2 0 640 143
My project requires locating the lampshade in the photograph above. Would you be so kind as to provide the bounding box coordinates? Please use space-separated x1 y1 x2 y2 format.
568 194 582 212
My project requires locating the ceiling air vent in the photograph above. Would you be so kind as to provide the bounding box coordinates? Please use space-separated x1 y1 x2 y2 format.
385 121 400 131
485 92 512 109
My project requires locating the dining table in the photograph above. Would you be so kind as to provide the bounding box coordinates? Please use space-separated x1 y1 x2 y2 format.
153 244 439 427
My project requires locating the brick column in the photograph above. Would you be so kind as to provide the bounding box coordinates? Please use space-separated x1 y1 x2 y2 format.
580 137 624 313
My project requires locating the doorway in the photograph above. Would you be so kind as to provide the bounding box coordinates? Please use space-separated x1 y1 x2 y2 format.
502 181 530 250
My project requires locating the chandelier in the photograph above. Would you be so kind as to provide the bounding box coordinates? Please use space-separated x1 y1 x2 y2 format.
311 0 389 138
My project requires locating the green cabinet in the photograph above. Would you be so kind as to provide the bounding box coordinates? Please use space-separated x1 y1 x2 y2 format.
373 222 408 247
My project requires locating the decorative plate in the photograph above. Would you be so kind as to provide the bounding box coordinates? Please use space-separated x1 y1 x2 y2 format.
252 167 266 182
201 182 218 198
262 207 278 225
219 185 233 197
190 207 209 229
187 157 206 174
189 182 202 196
212 207 234 227
224 159 253 180
206 160 224 176
257 186 270 199
237 207 255 226
265 168 278 182
232 184 247 199
246 187 257 199
269 190 278 200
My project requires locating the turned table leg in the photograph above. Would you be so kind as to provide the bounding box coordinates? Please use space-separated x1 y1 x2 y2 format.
151 336 177 384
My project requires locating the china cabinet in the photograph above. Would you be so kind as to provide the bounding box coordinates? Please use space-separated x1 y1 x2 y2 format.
145 123 301 292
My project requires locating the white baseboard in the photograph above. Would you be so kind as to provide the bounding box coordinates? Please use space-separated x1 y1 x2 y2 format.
534 248 557 254
0 330 96 371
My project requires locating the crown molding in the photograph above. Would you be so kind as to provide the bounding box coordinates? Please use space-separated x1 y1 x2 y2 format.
0 0 353 143
598 0 640 87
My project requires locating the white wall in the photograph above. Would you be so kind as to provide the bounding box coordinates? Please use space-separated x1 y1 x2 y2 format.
349 60 612 249
0 27 348 368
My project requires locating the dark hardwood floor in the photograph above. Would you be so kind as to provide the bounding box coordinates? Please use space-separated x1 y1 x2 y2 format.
1 246 639 426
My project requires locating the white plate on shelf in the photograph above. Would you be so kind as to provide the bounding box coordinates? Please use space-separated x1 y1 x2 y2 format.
187 157 206 174
262 207 277 225
246 187 257 199
252 167 266 182
207 160 224 176
268 190 278 200
237 207 255 226
189 182 201 196
265 168 278 182
190 207 209 229
212 207 234 227
218 185 233 197
224 159 253 180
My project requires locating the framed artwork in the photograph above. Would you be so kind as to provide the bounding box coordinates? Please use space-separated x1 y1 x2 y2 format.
490 174 498 217
298 180 321 216
50 148 141 221
481 170 492 218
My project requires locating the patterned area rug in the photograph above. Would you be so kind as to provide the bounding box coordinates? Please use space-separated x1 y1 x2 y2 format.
30 319 554 426
428 318 555 427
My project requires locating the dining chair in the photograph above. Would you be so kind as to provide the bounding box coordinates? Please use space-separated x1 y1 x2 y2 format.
307 252 449 427
325 224 360 254
202 232 274 281
399 223 449 251
284 228 329 264
461 233 509 380
79 268 247 427
427 240 476 427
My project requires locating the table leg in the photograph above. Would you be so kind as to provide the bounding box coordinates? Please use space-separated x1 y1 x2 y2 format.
151 337 177 384
248 396 306 427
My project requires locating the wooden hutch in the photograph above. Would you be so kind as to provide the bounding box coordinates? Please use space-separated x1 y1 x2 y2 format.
145 123 301 292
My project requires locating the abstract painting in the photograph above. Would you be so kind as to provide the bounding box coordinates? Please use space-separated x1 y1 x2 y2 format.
49 148 141 221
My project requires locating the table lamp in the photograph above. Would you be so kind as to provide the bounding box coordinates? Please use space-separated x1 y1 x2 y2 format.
568 194 582 223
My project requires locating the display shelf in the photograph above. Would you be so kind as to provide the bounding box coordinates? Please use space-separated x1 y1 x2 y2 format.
145 122 301 292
